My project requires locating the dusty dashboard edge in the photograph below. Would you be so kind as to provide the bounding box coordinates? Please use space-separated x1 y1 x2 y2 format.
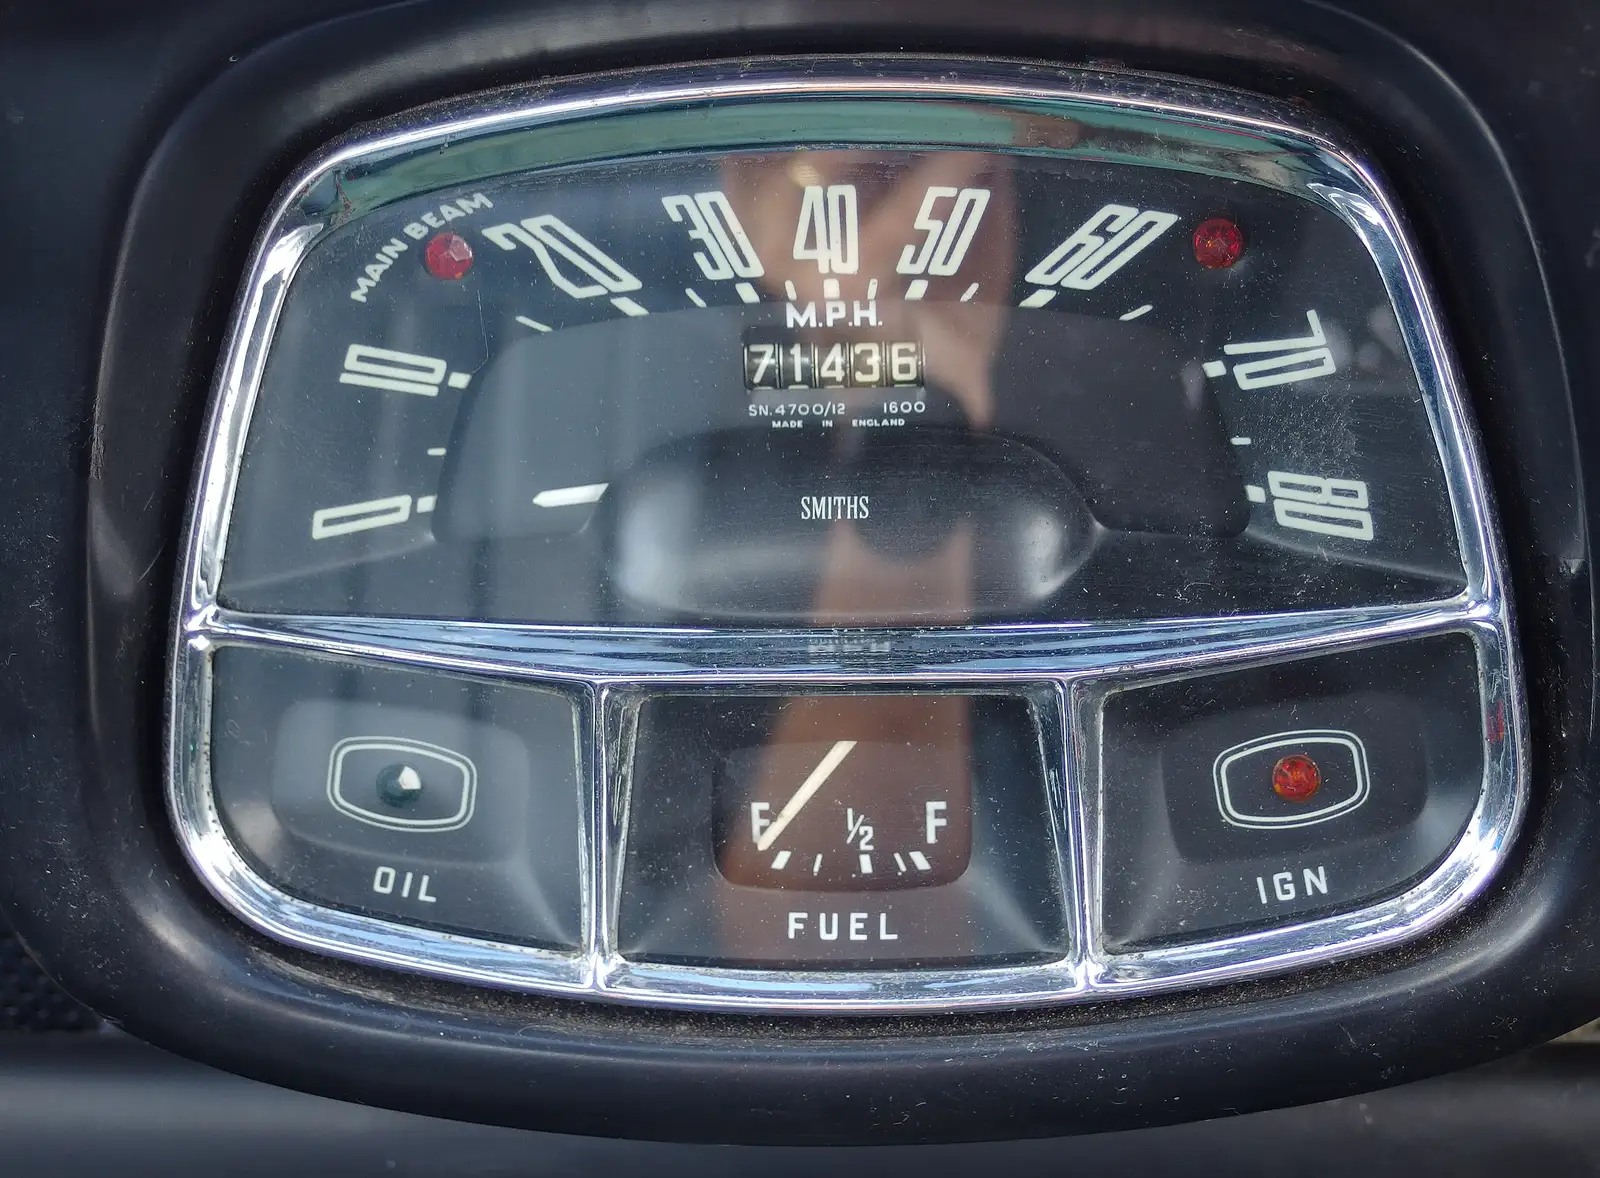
0 0 1591 1146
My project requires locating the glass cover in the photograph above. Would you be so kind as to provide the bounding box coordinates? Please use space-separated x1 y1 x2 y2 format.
220 145 1464 625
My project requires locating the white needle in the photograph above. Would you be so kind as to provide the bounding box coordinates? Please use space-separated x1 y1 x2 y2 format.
755 740 857 852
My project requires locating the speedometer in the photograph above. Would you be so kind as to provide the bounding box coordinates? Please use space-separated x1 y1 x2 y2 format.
172 60 1520 1012
219 97 1461 625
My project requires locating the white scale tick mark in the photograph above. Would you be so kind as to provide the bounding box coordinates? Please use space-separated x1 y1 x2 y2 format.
533 483 609 508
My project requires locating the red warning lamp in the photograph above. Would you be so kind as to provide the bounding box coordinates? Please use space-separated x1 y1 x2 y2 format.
1193 217 1245 269
1272 753 1322 803
424 231 474 280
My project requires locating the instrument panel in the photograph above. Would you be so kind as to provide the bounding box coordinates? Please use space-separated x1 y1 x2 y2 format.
171 60 1522 1012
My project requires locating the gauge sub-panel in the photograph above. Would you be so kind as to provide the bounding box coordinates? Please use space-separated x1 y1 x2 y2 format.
619 694 1065 968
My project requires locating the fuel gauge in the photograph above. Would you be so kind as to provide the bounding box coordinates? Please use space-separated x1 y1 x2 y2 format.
619 692 1064 968
713 708 973 891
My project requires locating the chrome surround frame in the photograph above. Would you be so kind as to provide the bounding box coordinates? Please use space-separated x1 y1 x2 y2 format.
167 57 1525 1014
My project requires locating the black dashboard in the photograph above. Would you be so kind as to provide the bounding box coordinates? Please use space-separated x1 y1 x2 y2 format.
2 0 1599 1164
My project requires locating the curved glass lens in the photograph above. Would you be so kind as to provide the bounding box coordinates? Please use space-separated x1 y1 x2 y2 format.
221 144 1462 625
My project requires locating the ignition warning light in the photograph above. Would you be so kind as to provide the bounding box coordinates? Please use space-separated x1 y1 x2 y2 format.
1193 217 1245 269
1271 753 1322 803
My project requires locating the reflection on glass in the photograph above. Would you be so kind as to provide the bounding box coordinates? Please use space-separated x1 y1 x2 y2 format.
714 695 975 891
222 139 1463 624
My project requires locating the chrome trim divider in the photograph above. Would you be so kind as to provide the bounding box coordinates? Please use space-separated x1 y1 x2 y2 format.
167 57 1525 1014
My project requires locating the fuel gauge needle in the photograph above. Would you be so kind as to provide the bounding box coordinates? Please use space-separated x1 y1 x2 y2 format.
755 740 857 852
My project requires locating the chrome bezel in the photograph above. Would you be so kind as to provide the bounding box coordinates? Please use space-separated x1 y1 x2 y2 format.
168 57 1525 1014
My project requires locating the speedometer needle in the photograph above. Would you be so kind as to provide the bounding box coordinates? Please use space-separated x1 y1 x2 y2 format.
755 740 858 852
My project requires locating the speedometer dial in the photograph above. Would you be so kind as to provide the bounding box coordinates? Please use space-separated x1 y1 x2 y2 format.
172 61 1520 1011
220 130 1462 625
